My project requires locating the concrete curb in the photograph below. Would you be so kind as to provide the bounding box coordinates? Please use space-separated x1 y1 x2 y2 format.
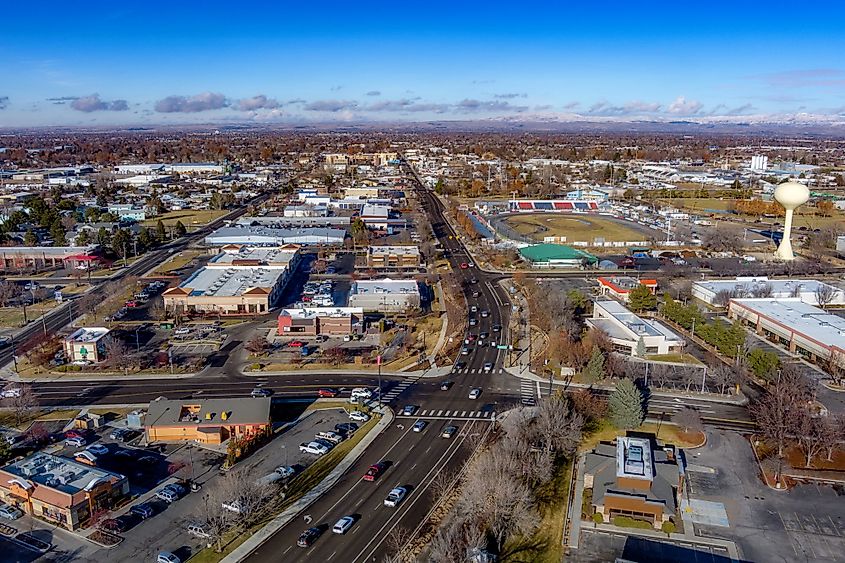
0 370 199 383
240 366 453 379
503 367 748 406
221 408 395 563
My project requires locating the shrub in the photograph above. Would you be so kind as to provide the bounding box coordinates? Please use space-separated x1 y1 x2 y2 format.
612 515 653 529
661 521 676 535
250 362 262 371
592 513 604 524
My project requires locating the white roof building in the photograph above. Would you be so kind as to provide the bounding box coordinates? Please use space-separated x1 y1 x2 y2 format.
205 226 345 246
348 278 421 312
586 300 685 356
728 298 845 367
693 277 845 306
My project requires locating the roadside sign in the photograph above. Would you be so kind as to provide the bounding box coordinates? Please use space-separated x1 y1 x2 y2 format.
496 345 508 350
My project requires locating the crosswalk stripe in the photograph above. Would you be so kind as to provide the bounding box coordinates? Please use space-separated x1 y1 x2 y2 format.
436 410 443 416
461 410 467 417
444 410 451 416
483 411 490 417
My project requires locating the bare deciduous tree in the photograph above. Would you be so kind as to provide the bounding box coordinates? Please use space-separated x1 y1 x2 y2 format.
752 365 814 456
814 284 838 310
3 383 39 426
672 407 703 434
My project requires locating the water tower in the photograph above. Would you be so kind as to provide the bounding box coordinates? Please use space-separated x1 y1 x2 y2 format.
773 181 810 261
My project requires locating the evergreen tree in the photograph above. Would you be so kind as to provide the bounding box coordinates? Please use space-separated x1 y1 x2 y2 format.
156 219 167 241
628 284 657 313
23 229 38 246
97 226 111 247
583 347 606 382
636 337 646 357
609 379 644 429
111 229 131 260
75 230 92 247
138 228 154 251
50 221 67 246
174 221 187 237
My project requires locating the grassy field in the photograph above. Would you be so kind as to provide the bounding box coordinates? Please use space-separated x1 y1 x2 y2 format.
661 197 845 228
0 300 60 328
502 214 646 243
189 414 380 563
143 209 228 228
152 249 207 275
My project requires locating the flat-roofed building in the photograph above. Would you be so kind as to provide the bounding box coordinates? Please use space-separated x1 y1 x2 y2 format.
145 397 271 445
366 245 421 270
693 277 845 307
277 307 363 336
586 300 685 356
0 453 129 530
360 204 391 230
727 298 845 368
584 435 683 529
163 245 300 315
64 327 110 363
204 226 346 246
348 278 421 312
597 276 658 303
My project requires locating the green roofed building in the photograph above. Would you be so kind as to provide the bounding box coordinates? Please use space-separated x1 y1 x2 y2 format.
519 243 598 268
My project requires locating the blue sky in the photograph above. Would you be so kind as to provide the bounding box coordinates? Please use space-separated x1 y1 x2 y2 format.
1 0 844 126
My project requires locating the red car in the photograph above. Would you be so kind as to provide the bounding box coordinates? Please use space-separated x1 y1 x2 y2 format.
317 388 338 398
65 429 85 439
362 463 385 482
125 300 138 308
288 340 305 348
459 262 469 269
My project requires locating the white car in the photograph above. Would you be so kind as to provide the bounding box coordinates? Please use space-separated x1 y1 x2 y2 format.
0 388 21 399
469 388 481 400
0 503 23 520
86 444 109 456
348 411 371 423
384 486 407 507
221 500 243 513
351 388 372 400
274 465 296 478
332 515 355 534
157 552 181 563
299 441 330 455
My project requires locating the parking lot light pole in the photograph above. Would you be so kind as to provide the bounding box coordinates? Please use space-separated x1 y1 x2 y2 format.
377 353 382 407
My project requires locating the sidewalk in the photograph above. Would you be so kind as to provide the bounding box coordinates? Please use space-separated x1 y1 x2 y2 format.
503 366 748 406
583 522 741 561
221 408 395 562
0 364 199 383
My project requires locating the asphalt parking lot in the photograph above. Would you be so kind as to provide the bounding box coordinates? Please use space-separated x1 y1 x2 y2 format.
684 431 845 563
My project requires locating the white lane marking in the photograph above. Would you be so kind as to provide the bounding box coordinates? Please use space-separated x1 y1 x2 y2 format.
536 381 542 397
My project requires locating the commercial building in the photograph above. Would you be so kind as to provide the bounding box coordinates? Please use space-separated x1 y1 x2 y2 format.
518 243 598 268
204 226 346 246
163 245 300 315
597 277 659 303
145 397 271 445
366 245 421 270
727 298 845 367
163 163 224 174
64 327 111 363
0 453 129 531
277 307 364 336
586 300 685 356
838 235 845 256
693 277 845 307
584 436 683 529
0 245 101 272
348 278 421 312
360 204 391 230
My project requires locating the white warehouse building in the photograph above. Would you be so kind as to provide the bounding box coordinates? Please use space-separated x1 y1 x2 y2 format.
692 277 845 307
348 278 421 313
